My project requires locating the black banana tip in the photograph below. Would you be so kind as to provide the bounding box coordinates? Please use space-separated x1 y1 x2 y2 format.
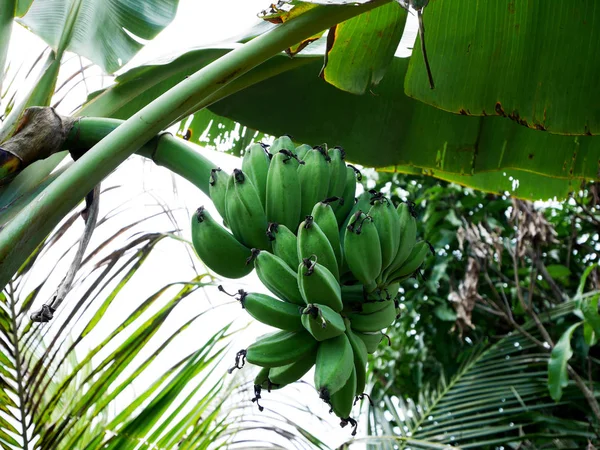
195 206 206 222
233 168 246 183
228 349 247 374
246 248 261 265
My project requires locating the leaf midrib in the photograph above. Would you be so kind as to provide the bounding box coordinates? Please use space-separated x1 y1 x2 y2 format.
8 283 29 449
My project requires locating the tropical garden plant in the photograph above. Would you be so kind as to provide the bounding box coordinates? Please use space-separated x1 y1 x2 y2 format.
0 0 599 448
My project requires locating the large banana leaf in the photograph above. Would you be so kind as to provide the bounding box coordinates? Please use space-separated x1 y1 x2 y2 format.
17 0 179 74
405 0 600 136
73 40 592 201
356 302 597 449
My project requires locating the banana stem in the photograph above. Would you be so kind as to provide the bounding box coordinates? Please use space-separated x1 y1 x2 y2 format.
65 117 217 194
0 0 389 289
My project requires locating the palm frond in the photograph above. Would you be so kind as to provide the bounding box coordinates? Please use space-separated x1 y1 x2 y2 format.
358 302 597 449
0 190 326 450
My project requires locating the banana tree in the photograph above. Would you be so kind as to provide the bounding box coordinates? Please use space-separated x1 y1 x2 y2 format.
1 0 600 447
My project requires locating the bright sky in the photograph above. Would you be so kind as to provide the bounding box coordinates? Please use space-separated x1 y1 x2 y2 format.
5 1 417 447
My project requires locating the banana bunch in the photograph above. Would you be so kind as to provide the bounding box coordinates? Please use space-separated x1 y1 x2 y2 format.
191 136 432 434
190 137 357 279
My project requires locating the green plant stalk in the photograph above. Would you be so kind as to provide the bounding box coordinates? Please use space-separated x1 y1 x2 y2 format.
0 0 390 289
0 0 15 94
66 117 217 194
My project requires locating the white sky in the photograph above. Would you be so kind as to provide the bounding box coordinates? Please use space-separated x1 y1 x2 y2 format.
4 2 418 448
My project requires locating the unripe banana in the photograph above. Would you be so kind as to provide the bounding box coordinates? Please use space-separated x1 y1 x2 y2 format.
226 288 302 331
368 194 400 272
242 143 271 208
315 333 354 400
270 135 295 153
298 256 343 311
341 287 388 315
254 367 282 391
334 165 360 226
382 202 417 282
226 169 271 250
327 147 347 199
266 150 302 231
246 329 317 368
191 207 253 279
329 366 356 420
344 211 382 292
297 146 331 219
354 330 385 354
250 249 305 305
269 347 317 385
311 198 343 269
209 168 230 222
387 241 430 282
356 299 394 314
301 304 345 341
295 143 312 160
267 222 299 270
297 216 340 281
339 190 371 248
341 284 367 305
345 320 368 395
348 300 397 332
384 282 400 300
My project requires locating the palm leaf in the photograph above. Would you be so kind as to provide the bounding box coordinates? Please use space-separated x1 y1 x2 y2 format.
359 301 597 449
0 190 326 449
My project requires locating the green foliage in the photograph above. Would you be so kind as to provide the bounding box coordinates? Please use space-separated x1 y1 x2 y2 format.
360 170 600 447
17 0 179 74
362 308 597 449
548 322 581 401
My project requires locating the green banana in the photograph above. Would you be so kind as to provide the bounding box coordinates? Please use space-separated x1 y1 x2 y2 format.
250 249 305 305
269 348 317 385
354 330 385 354
334 165 360 226
191 207 252 279
298 256 343 311
245 329 317 368
356 299 394 314
341 286 390 314
297 146 331 219
384 282 400 300
339 190 371 247
368 193 400 272
223 288 302 331
242 143 270 208
266 150 302 231
388 241 430 282
329 366 356 420
314 333 354 400
267 222 299 270
311 198 343 268
344 211 382 292
254 367 282 391
345 319 368 395
301 304 345 341
295 143 312 160
341 284 367 305
208 168 229 222
382 202 417 282
297 216 340 281
252 367 279 412
348 300 397 332
327 147 347 199
225 169 271 250
270 135 295 153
